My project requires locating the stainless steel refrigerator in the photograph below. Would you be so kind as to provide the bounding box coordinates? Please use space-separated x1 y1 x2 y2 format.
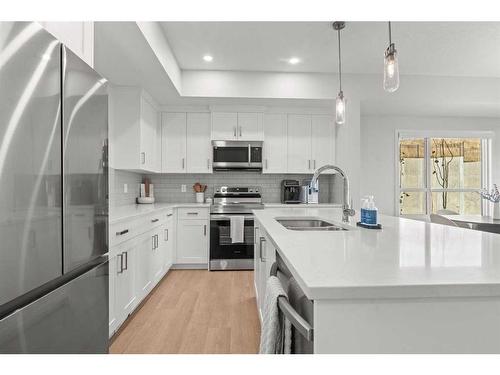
0 22 109 353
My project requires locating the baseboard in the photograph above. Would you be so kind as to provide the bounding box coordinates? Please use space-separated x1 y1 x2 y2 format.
171 263 208 270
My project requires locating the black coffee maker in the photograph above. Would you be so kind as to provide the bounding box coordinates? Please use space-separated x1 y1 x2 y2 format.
281 180 301 204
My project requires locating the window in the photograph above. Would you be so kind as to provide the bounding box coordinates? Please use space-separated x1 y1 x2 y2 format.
397 132 492 216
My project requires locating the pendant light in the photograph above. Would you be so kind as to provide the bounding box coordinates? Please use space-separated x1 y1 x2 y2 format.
332 21 346 125
383 21 400 92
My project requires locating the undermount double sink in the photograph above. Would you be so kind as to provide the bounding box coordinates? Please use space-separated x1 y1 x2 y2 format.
276 217 348 231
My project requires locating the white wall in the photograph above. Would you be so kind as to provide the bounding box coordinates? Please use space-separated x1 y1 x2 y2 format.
360 115 500 215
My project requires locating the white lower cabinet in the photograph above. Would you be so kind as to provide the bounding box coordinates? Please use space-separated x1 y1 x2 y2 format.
176 212 209 265
163 213 174 270
109 239 137 338
135 229 156 301
254 221 276 320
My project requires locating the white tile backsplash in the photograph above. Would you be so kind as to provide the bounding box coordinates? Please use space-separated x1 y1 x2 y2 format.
110 169 340 207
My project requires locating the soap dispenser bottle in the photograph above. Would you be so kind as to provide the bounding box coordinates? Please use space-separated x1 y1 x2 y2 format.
364 196 378 226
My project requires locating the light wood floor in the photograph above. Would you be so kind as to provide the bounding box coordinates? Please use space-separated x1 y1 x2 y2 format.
110 270 261 354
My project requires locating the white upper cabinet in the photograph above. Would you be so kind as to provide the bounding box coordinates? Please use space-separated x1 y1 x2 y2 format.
211 112 263 140
109 86 161 173
287 114 312 173
237 112 263 140
186 113 212 173
161 112 212 174
140 96 161 172
263 113 287 173
211 112 237 140
39 22 94 67
161 112 187 173
286 114 335 174
311 115 335 171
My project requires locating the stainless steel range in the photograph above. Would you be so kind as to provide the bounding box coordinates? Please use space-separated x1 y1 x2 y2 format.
209 186 264 270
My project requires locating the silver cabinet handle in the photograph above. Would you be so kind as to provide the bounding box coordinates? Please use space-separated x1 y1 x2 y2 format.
187 212 198 215
152 235 155 250
141 152 145 165
248 144 251 166
314 160 316 169
117 253 124 274
233 126 236 137
167 213 173 217
164 229 168 241
156 234 159 249
308 159 311 170
116 229 129 236
239 126 242 137
265 159 268 170
254 226 258 245
204 224 207 236
123 251 128 271
182 158 185 170
259 237 267 261
151 218 159 223
207 158 210 170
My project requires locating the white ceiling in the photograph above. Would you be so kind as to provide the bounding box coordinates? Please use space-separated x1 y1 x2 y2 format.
160 21 500 77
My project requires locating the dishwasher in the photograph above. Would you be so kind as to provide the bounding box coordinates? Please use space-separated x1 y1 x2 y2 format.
270 253 314 354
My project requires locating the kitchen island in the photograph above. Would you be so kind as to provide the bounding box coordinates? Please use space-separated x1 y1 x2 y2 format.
253 207 500 353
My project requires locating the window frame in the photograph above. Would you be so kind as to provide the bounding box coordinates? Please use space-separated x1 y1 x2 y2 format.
395 130 493 217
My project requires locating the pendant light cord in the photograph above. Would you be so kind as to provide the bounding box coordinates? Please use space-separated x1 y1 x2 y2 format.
388 21 392 45
337 28 342 92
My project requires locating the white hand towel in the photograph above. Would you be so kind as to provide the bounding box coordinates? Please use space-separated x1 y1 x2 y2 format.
259 276 292 354
230 216 244 243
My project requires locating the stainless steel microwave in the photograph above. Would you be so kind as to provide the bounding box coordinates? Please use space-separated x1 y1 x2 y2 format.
212 140 263 171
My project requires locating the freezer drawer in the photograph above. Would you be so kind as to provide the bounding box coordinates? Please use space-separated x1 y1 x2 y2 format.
0 261 109 354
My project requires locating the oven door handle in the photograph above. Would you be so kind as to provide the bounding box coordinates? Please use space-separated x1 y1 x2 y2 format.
210 215 254 221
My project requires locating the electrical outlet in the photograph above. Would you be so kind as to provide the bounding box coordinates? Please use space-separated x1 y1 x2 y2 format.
181 184 186 193
123 183 128 193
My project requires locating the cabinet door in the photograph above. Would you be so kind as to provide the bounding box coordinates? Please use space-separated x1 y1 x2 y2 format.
151 230 164 285
162 112 186 173
263 113 287 173
211 112 237 140
186 113 212 173
135 232 155 301
287 114 312 173
238 112 263 140
164 215 174 270
253 224 262 318
257 232 268 314
311 115 335 171
108 254 117 337
115 243 137 327
140 96 158 172
176 219 208 264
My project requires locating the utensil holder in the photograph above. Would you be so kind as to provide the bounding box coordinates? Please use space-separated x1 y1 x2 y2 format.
196 192 205 203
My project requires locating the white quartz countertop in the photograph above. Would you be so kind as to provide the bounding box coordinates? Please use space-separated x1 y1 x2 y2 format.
263 203 342 208
110 203 210 223
109 202 339 223
253 208 500 300
444 215 500 225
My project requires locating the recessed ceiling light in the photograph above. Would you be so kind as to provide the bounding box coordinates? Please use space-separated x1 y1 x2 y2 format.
288 57 300 65
203 55 213 62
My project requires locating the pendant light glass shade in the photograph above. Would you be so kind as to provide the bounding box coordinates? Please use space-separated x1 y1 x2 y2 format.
335 91 346 125
383 22 399 92
384 43 399 92
333 21 346 125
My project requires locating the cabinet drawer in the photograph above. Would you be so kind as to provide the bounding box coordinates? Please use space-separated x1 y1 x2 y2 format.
177 207 208 220
110 219 137 247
